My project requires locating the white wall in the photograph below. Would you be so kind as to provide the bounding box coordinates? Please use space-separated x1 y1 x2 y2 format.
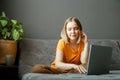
1 0 120 39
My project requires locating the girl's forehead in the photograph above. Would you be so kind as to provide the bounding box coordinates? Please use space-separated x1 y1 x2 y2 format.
66 21 78 28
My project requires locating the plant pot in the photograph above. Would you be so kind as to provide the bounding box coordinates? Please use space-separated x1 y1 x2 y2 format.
0 39 17 65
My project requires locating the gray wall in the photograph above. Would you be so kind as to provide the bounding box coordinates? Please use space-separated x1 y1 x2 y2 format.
1 0 120 39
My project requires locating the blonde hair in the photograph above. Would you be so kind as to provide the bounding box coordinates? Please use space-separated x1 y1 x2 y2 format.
61 17 82 44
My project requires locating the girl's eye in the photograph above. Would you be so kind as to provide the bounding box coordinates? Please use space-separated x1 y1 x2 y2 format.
67 28 71 31
67 27 79 31
74 27 78 30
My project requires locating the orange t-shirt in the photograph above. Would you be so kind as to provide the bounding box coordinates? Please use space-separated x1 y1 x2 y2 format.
51 39 84 69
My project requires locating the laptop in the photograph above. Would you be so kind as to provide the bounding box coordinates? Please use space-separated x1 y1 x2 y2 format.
86 44 113 75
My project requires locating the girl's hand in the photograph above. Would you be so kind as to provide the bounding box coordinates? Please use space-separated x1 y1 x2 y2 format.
73 64 87 74
81 32 88 43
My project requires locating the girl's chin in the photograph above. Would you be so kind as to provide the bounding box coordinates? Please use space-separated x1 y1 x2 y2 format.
69 38 77 41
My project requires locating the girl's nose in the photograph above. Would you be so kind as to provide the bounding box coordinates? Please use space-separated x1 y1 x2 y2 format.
71 29 75 33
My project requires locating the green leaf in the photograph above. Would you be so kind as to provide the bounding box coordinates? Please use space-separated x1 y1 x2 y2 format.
0 20 8 27
2 11 6 17
2 28 7 35
12 29 19 41
11 19 17 25
1 28 10 39
19 29 24 33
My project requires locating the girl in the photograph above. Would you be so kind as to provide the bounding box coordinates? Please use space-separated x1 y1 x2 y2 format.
32 17 89 74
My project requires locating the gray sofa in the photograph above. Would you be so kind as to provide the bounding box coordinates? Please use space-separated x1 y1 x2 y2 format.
18 38 120 80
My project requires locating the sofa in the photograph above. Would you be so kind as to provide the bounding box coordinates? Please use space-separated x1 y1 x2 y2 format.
18 38 120 80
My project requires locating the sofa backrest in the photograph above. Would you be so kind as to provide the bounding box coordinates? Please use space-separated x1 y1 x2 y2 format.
18 38 120 77
89 39 120 70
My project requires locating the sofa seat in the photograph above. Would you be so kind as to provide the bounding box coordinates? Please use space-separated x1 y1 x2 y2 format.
22 70 120 80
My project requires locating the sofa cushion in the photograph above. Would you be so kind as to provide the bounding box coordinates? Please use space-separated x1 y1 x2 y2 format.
22 70 120 80
19 38 58 77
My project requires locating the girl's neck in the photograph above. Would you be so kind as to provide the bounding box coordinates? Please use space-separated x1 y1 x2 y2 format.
70 40 77 45
69 40 78 51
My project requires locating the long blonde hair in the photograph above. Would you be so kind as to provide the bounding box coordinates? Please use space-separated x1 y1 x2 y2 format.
61 17 82 44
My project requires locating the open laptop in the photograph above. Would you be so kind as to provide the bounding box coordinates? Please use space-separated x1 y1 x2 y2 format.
86 44 113 75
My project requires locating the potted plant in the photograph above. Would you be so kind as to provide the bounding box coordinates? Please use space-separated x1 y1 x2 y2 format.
0 11 24 64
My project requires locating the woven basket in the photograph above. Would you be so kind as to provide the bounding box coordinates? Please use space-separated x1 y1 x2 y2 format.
0 39 17 64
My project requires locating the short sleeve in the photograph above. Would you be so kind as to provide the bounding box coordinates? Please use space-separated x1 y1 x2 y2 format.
56 39 65 51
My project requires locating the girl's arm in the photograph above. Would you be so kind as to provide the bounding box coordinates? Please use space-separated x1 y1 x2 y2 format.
55 50 75 70
55 50 87 74
80 32 89 66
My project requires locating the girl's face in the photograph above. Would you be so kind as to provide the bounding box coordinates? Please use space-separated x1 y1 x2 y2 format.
66 21 81 42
